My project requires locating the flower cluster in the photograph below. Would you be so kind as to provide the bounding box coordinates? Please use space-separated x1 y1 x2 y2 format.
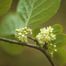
15 26 57 56
15 27 32 42
36 26 56 44
36 26 57 56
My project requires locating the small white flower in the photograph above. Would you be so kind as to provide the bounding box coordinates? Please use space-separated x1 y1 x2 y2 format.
50 52 53 55
50 33 56 40
53 45 56 47
16 29 22 33
50 43 53 46
47 26 54 33
54 49 57 52
40 28 47 33
18 33 22 35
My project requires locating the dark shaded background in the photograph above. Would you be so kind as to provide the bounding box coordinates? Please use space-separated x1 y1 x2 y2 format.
0 0 66 66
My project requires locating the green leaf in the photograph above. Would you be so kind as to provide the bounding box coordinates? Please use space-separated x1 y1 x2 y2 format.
51 25 66 66
54 33 66 46
0 13 25 55
0 13 25 36
53 34 66 66
54 44 66 66
17 0 61 33
0 0 12 16
53 24 63 34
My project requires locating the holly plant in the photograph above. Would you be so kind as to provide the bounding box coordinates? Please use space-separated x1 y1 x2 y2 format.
0 0 66 66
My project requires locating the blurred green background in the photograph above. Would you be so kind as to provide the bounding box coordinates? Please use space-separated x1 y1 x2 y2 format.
0 0 66 66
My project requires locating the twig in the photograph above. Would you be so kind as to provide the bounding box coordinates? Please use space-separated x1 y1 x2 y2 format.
0 37 54 66
27 36 40 46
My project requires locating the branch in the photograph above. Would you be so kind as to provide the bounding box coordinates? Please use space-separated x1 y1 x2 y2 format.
0 37 54 66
